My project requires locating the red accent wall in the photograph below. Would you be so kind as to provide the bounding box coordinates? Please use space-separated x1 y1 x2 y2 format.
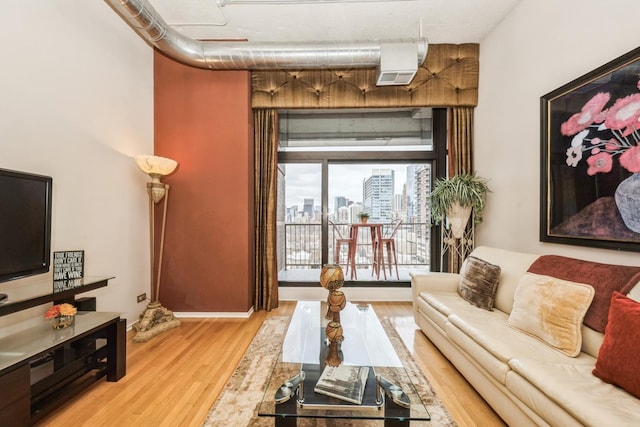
153 52 254 312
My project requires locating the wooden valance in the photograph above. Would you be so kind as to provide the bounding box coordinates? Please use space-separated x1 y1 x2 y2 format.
251 43 479 109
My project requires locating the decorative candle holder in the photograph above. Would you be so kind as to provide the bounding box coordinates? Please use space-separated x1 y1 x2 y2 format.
325 321 344 367
320 264 344 291
320 264 347 367
320 264 346 323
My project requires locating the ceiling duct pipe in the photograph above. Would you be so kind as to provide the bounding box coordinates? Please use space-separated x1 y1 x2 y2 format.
104 0 428 73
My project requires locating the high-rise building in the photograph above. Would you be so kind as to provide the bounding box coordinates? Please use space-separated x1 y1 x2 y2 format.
349 203 363 223
400 183 409 221
337 206 350 223
393 193 403 212
334 196 348 213
363 169 394 223
405 165 418 221
303 198 314 220
415 165 432 263
415 166 431 224
286 206 299 222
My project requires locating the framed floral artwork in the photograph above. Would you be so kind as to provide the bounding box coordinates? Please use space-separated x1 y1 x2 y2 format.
541 46 640 251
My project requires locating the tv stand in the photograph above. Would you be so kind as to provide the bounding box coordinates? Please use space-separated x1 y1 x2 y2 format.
0 276 112 316
0 277 126 426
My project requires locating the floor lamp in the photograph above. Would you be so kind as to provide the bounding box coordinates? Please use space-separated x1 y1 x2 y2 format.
133 155 181 343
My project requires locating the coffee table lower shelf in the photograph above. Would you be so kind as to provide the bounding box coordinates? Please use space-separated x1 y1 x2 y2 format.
261 365 419 427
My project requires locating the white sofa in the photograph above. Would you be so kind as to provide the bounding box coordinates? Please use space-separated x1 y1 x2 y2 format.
410 246 640 427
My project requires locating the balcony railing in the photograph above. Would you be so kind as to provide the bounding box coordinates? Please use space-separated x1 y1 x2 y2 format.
280 222 431 274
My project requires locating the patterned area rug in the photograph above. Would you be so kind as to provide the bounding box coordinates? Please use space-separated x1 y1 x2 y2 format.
202 315 457 426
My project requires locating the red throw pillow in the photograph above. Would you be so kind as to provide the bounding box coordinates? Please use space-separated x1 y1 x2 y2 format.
593 291 640 398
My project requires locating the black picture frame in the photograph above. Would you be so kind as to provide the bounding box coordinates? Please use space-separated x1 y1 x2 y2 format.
53 250 85 281
540 46 640 252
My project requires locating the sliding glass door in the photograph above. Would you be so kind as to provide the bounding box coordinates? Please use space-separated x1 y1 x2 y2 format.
276 108 446 286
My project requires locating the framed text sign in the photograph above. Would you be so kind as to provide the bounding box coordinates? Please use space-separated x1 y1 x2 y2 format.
540 47 640 251
53 250 84 281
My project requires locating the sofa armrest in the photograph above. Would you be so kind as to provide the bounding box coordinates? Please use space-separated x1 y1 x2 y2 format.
410 272 460 307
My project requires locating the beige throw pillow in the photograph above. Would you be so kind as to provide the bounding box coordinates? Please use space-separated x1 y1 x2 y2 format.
458 256 501 311
508 272 595 357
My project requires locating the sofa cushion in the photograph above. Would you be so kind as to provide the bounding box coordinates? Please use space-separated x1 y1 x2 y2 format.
593 291 640 399
467 246 539 314
505 370 589 427
445 305 594 385
509 357 640 427
527 254 640 333
416 292 452 332
419 291 464 318
507 273 595 357
458 255 501 311
445 320 511 385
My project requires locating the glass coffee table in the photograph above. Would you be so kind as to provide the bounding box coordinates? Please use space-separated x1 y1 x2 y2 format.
257 301 430 426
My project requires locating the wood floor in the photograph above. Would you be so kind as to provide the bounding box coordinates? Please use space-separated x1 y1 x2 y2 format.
35 302 507 427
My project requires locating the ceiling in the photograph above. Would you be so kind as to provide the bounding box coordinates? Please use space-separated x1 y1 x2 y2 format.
146 0 521 45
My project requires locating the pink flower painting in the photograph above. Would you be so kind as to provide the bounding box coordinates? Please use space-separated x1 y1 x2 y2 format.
561 84 640 176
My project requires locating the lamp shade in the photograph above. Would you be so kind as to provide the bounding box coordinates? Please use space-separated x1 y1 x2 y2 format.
135 155 178 177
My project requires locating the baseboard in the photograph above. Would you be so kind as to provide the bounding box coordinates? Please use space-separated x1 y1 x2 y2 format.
174 307 255 319
278 287 412 301
129 288 409 323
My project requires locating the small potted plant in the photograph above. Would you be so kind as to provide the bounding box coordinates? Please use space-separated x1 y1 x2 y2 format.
357 212 370 224
430 173 490 238
45 303 78 329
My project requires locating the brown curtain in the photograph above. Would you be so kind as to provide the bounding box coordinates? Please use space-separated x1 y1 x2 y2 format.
254 109 279 311
448 107 475 273
449 107 474 176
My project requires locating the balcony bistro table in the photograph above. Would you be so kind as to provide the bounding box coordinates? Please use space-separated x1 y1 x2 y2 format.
349 223 386 280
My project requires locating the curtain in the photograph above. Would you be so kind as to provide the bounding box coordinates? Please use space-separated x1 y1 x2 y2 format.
448 107 475 273
449 107 474 176
254 109 279 311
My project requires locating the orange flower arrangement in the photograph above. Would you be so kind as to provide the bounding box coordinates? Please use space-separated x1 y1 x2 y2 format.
45 303 77 319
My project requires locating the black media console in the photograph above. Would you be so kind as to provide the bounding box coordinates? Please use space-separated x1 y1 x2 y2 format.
0 277 126 426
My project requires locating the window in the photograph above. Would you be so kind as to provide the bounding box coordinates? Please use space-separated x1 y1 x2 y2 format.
277 108 446 285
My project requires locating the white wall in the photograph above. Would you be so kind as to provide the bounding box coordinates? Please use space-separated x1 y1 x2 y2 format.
475 0 640 266
0 2 153 331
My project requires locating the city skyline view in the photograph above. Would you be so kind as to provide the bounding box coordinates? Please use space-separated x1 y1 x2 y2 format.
284 163 416 214
279 161 433 275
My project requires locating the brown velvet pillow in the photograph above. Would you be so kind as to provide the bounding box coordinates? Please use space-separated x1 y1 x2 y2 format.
593 292 640 398
458 256 501 311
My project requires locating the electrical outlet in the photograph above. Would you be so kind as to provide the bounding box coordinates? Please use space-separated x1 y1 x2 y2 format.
137 293 147 303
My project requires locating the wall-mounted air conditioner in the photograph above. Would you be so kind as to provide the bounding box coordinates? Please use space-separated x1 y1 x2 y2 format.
376 43 419 86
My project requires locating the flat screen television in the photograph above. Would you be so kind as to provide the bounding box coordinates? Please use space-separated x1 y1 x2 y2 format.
0 168 53 283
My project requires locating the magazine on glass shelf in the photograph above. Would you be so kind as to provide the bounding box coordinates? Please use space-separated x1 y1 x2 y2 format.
313 364 370 404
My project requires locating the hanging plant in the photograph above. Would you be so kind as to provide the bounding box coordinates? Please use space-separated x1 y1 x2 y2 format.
430 173 490 227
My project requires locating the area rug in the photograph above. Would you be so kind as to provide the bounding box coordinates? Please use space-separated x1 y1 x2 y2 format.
202 316 457 426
